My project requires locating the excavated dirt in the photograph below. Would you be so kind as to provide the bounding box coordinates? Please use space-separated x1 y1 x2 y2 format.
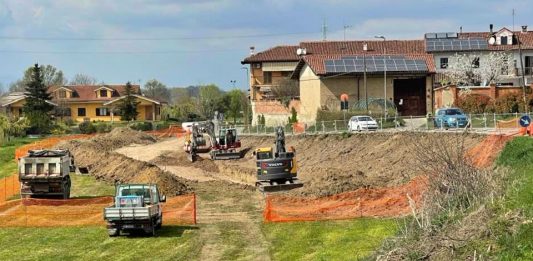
56 128 191 195
235 132 485 197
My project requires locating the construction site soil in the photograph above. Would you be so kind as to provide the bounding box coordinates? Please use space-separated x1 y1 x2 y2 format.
55 128 191 195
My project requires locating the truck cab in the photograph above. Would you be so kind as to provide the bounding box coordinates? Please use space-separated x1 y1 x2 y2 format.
104 184 166 237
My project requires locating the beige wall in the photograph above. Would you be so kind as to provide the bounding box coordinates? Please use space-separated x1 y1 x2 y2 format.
298 65 322 123
320 77 394 111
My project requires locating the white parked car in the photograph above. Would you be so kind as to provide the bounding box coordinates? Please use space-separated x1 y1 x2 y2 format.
348 116 378 132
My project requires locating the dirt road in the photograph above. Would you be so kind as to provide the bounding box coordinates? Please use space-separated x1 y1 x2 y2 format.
116 138 270 260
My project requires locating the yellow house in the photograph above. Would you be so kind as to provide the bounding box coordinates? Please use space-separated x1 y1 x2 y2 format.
0 84 163 122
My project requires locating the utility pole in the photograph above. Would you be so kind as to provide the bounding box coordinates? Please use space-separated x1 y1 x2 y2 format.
322 19 328 41
343 24 352 41
375 36 387 118
363 43 368 112
517 33 528 113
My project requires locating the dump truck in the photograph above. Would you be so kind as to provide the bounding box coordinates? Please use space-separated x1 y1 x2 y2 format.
18 149 75 199
104 184 166 237
255 127 303 192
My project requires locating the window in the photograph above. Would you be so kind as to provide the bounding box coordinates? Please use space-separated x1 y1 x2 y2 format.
48 163 57 175
96 107 111 116
58 90 67 98
77 108 86 117
99 90 108 98
472 57 480 68
263 72 272 84
500 36 508 45
440 58 448 69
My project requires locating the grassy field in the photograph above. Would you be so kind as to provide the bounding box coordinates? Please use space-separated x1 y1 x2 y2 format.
263 219 398 260
70 174 115 198
494 137 533 260
0 137 37 178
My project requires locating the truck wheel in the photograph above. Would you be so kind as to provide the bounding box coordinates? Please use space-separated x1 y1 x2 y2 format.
145 225 155 237
155 216 163 229
108 228 119 237
63 177 71 199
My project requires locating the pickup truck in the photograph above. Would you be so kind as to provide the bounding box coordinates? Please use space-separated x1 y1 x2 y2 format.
104 184 166 237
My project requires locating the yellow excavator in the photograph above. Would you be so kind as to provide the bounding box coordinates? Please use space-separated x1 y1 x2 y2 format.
255 126 303 192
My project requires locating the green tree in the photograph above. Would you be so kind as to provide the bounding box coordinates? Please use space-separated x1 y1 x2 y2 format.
143 79 171 102
198 84 224 119
10 64 66 92
118 82 139 121
288 107 298 124
23 64 54 134
226 89 244 124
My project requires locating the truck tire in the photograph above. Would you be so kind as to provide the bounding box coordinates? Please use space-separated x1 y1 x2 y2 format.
145 225 155 237
62 177 71 199
155 216 163 229
108 228 119 237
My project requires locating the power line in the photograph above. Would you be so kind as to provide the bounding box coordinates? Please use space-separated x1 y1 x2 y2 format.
0 31 318 41
0 48 245 54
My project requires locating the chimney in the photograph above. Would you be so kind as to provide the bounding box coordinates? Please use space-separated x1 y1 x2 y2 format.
522 25 528 33
249 46 255 55
490 24 494 34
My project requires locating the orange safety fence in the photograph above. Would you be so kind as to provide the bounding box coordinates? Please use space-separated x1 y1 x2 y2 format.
0 175 20 203
0 194 196 227
14 134 94 160
496 118 520 129
263 176 427 222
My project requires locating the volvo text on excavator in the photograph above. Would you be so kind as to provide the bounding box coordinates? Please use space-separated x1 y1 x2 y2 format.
255 126 303 192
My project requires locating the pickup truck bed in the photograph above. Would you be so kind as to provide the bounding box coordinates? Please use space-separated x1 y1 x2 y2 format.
104 206 158 220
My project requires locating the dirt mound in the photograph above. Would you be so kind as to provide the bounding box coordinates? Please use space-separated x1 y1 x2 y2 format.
238 132 484 197
150 151 220 173
56 128 191 195
466 134 512 168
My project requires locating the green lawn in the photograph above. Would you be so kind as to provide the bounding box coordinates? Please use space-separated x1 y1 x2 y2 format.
0 137 37 178
70 174 115 198
263 218 397 261
0 226 202 261
494 137 533 260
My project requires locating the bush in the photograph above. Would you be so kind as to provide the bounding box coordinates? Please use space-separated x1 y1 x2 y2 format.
153 121 170 131
79 122 96 134
493 93 526 113
129 121 153 131
456 94 493 113
51 122 72 135
95 122 112 133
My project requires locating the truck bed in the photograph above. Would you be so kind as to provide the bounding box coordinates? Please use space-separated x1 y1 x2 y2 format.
104 206 158 221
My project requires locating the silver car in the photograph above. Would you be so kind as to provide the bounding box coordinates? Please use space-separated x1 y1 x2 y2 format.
348 116 378 132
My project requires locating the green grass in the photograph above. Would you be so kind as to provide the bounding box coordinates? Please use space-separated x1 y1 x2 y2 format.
70 174 115 198
0 137 37 178
263 218 397 261
0 226 202 261
493 137 533 260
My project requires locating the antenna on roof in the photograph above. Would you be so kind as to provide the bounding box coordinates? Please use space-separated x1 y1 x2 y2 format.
460 26 463 34
322 19 328 41
512 8 515 32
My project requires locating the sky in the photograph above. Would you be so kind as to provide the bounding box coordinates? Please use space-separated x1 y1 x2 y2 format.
0 0 531 91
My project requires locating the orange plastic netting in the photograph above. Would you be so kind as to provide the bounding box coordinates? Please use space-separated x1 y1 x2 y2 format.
496 118 520 129
263 176 427 222
0 175 20 203
0 194 196 227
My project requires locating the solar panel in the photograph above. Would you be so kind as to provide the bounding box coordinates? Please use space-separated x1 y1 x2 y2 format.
425 38 488 52
324 55 428 74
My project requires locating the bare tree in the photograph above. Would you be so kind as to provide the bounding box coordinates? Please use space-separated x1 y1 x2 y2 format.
271 78 299 106
70 73 98 85
143 79 171 102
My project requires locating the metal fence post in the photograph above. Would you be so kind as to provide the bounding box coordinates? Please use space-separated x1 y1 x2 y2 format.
493 113 497 129
322 121 325 133
334 121 337 132
380 116 383 131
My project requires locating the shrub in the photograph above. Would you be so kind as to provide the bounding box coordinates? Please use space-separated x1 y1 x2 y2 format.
95 122 112 133
129 121 153 131
79 122 96 134
493 93 526 113
153 121 170 131
51 122 72 135
456 94 493 113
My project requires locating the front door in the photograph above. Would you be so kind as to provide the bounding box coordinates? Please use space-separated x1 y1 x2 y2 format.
145 106 153 121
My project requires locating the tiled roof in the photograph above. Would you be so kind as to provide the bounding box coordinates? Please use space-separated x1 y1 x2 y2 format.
49 84 141 102
459 31 533 50
0 92 26 107
241 45 300 63
300 40 426 55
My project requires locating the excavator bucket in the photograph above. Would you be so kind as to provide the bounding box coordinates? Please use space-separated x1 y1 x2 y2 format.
256 178 303 193
211 150 242 160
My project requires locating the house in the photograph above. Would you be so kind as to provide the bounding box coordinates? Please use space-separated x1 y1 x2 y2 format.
0 84 163 122
428 25 533 87
242 40 436 124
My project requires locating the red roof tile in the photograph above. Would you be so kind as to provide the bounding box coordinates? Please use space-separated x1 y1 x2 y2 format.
49 84 141 102
242 45 300 63
300 40 426 55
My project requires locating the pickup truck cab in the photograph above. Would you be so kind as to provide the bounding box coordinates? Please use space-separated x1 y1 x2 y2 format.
104 184 166 237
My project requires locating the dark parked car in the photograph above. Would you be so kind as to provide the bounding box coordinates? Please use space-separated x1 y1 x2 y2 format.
434 108 469 128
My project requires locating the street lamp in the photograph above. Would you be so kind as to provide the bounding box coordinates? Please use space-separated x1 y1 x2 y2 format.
363 43 368 112
375 35 387 118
